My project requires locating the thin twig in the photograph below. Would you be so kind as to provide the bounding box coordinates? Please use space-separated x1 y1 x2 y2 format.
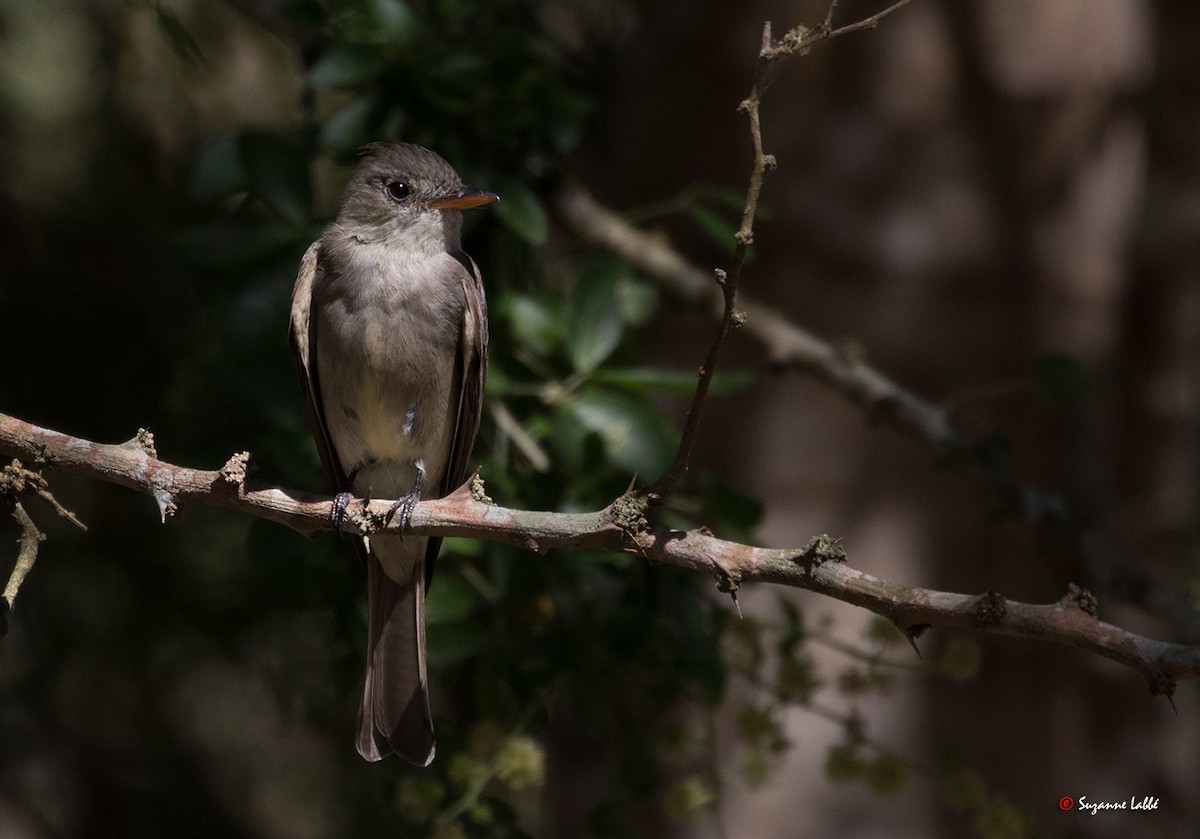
826 0 916 39
647 0 916 500
2 459 87 532
822 0 843 30
3 501 45 634
1 459 86 634
490 400 551 472
31 482 87 532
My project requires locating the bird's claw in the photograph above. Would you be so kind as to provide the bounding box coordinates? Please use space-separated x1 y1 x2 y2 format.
331 491 354 530
385 488 420 539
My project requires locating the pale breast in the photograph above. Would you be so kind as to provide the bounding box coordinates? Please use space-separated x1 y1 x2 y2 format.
313 241 467 495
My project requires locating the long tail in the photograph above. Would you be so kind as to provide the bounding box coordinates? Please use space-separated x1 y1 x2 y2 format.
357 536 435 764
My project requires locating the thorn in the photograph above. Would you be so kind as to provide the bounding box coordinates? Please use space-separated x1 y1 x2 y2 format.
904 623 930 659
1148 670 1177 711
153 488 177 523
714 567 742 615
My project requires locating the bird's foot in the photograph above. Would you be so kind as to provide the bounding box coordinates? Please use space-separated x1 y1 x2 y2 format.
385 468 424 538
385 489 421 538
331 491 355 531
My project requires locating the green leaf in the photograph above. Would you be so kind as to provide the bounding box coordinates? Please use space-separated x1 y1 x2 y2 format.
568 389 675 476
1034 353 1090 402
500 292 560 356
493 177 548 245
566 261 624 373
238 132 312 225
614 275 659 326
309 43 385 88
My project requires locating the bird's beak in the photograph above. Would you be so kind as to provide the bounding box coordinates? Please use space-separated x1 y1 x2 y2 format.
428 187 500 210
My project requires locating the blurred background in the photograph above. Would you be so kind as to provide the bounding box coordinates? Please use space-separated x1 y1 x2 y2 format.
2 0 1198 836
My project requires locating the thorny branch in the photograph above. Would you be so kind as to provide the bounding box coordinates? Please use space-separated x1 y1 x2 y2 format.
1 0 1193 743
555 181 1200 645
2 459 87 633
2 411 1199 695
647 0 916 499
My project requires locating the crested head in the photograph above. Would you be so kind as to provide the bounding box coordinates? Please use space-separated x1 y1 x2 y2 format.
332 142 497 255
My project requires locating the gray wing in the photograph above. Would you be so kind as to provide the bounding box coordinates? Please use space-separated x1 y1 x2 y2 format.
289 241 353 496
419 250 487 586
441 249 489 498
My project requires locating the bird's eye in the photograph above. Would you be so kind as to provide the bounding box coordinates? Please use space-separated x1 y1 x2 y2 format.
385 181 411 202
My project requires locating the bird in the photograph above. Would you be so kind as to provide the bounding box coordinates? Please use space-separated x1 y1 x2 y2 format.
289 142 496 763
